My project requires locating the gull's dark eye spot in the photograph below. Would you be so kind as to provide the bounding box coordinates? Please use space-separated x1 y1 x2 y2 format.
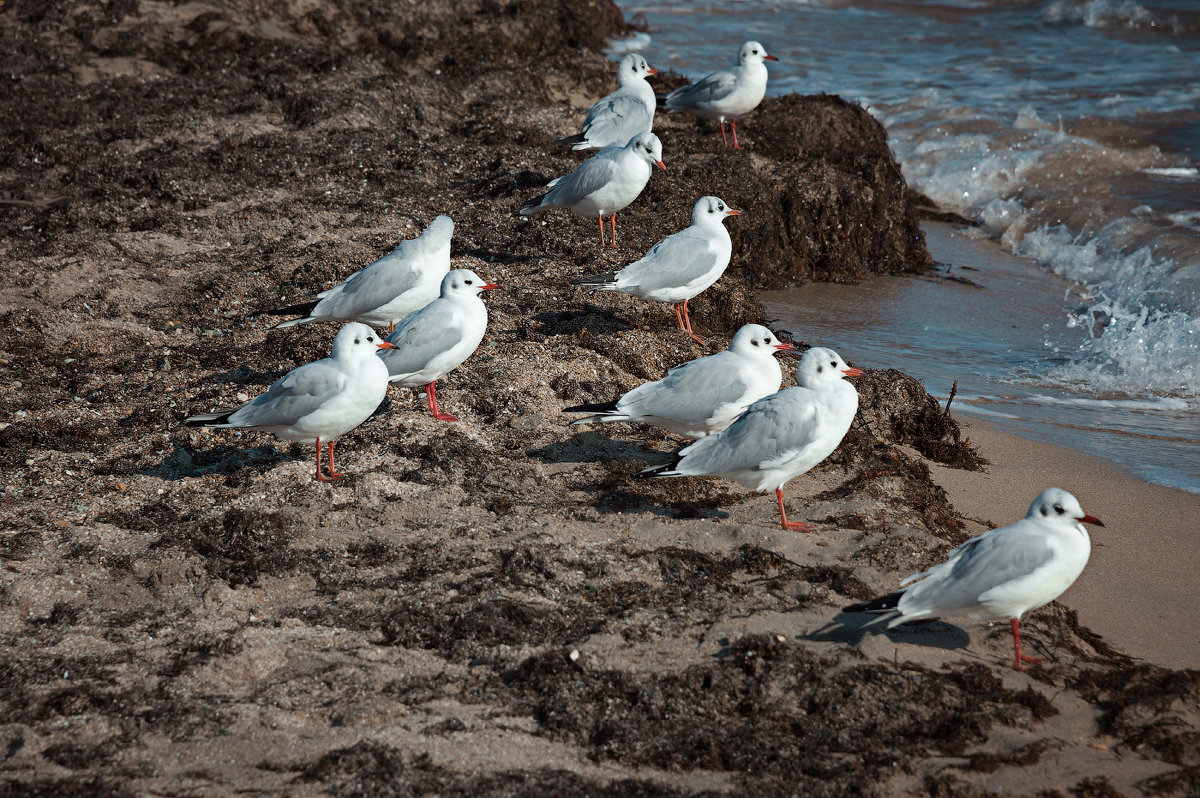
817 365 823 373
830 361 837 368
465 279 473 285
1054 504 1065 515
367 336 374 342
718 204 725 210
708 208 714 213
751 339 759 346
354 338 361 345
1041 506 1049 516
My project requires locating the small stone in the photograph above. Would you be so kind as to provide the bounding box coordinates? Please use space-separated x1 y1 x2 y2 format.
115 482 128 491
509 413 543 432
158 357 171 372
236 392 249 402
569 649 580 662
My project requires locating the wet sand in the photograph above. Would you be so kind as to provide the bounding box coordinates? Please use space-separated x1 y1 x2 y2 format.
929 416 1200 671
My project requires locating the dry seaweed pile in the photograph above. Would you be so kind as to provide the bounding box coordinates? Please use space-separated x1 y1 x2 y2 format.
1 0 1196 795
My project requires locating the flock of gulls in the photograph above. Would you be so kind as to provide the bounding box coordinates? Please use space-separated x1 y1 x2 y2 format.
182 42 1103 669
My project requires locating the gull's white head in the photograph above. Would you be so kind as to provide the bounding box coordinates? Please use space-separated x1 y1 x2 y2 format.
332 322 397 359
796 346 863 389
691 195 742 226
440 268 500 298
729 324 796 359
420 214 455 246
739 41 777 65
1027 488 1105 528
627 132 667 172
617 53 657 84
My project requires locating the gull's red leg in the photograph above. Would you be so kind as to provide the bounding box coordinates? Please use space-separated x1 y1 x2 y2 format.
315 438 331 482
598 213 606 247
719 121 728 147
776 488 812 531
327 440 345 480
610 214 618 247
731 120 742 150
674 303 686 331
1012 618 1043 669
427 381 459 422
681 300 704 344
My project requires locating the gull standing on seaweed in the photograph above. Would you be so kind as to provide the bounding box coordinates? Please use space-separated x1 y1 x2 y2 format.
260 215 454 333
520 131 666 247
564 324 797 438
560 53 658 152
379 268 499 422
660 41 778 150
570 196 739 343
843 488 1103 670
641 347 861 530
184 322 396 482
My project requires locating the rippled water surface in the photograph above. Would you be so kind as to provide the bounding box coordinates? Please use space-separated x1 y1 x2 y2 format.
615 0 1200 491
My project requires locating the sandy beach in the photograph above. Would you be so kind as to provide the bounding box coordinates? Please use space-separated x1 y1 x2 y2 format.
2 1 1198 795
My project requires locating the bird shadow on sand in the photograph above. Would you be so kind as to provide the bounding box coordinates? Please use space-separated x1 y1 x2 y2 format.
132 443 299 481
528 429 660 465
805 613 972 653
530 306 637 337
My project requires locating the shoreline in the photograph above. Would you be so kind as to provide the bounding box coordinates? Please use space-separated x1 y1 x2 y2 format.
930 415 1200 671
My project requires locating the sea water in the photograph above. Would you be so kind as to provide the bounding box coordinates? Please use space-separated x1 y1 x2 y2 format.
612 0 1200 493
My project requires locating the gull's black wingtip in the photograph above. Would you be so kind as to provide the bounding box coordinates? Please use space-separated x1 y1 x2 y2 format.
843 590 905 614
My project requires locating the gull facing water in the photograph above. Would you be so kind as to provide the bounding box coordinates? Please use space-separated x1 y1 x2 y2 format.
661 41 778 150
571 196 739 343
641 347 862 530
262 215 453 332
520 131 666 247
844 488 1103 670
380 268 499 422
564 324 796 438
561 53 657 152
184 322 396 482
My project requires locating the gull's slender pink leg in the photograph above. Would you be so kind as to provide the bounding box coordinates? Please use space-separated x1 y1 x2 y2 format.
598 213 606 247
680 300 704 344
719 121 728 147
1011 618 1044 670
610 214 618 247
731 120 742 150
315 438 331 482
776 488 812 531
427 381 459 422
674 303 686 331
326 440 345 480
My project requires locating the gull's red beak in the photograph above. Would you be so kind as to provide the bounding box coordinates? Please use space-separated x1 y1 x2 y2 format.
377 341 398 350
656 160 667 173
480 283 501 290
1077 513 1105 527
764 54 778 61
774 342 798 352
726 208 742 216
841 367 864 377
647 68 659 76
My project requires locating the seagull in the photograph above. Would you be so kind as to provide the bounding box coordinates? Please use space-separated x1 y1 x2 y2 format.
184 322 396 482
570 196 739 343
560 53 658 152
520 131 666 247
660 41 778 150
379 268 499 422
641 347 862 530
564 324 797 438
843 488 1104 670
261 215 453 332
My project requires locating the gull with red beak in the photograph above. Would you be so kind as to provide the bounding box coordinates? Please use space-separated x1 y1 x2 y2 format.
561 53 659 152
570 196 740 343
844 488 1104 670
565 324 797 439
520 131 666 247
184 322 396 482
641 347 862 530
660 40 778 149
379 269 499 422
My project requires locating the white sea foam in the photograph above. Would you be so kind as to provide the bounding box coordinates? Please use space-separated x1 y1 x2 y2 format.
1043 0 1156 29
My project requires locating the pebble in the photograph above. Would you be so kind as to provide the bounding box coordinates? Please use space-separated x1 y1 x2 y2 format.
508 413 543 432
158 357 171 372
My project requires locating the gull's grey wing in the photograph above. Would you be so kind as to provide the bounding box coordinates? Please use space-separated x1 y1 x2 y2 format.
380 303 465 376
617 228 720 292
666 70 738 108
315 249 425 318
899 525 1058 616
227 359 346 428
623 353 751 424
678 388 821 474
544 151 621 205
582 93 653 145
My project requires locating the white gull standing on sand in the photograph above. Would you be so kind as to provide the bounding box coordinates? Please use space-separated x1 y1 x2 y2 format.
379 268 499 422
261 215 454 332
661 40 778 150
184 322 396 482
560 53 658 152
564 324 797 438
570 196 739 343
843 488 1103 670
641 347 862 530
520 131 666 247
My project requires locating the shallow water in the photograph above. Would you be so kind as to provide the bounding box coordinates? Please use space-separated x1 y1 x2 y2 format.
614 0 1200 491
